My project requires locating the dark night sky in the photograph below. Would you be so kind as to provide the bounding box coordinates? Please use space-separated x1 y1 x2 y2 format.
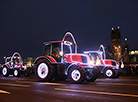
0 0 138 61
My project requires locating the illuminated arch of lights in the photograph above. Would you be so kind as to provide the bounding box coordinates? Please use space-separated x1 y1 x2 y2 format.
98 45 106 59
11 52 23 64
62 32 77 53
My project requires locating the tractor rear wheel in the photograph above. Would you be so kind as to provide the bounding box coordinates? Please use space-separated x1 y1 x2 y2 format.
2 66 9 77
35 59 54 81
86 67 99 82
69 66 86 84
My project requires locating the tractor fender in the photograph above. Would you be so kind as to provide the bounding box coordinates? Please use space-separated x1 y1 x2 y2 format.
3 64 10 69
65 63 78 75
34 55 57 64
101 66 112 73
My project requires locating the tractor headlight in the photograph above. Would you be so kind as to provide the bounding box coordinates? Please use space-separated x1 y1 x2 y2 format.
11 62 13 65
96 59 101 66
59 51 63 56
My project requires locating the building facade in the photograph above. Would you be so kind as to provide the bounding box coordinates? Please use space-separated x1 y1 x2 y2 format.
111 27 122 62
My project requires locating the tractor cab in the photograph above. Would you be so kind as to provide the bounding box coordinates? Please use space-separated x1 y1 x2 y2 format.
43 40 73 63
43 41 91 66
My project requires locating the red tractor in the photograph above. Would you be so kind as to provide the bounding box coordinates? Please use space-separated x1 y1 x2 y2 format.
84 45 122 78
1 52 29 77
34 32 99 84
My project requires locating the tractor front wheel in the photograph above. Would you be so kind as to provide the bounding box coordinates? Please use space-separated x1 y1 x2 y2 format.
104 68 115 78
69 66 86 84
13 69 20 77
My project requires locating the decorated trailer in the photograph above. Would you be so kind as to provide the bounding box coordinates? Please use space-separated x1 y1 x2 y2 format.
84 45 122 78
1 52 30 77
34 32 100 84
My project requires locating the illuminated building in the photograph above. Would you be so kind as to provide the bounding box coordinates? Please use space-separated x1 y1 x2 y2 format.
24 57 35 67
111 26 122 62
129 50 138 63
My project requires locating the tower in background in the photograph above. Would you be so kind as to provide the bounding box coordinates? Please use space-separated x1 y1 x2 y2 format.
122 37 129 63
111 26 122 62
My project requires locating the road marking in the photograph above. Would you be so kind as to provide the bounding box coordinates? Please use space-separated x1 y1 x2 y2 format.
40 82 65 86
55 88 138 98
17 80 138 87
0 83 30 88
18 80 138 87
0 89 11 94
97 78 138 82
17 81 65 86
16 81 37 84
95 82 138 87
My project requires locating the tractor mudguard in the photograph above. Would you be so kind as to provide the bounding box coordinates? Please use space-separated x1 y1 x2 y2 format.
65 63 79 75
34 55 57 64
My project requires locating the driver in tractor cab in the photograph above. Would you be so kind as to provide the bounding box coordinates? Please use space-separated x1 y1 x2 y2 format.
52 47 62 61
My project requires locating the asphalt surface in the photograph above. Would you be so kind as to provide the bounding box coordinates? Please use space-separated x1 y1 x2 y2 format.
0 74 138 102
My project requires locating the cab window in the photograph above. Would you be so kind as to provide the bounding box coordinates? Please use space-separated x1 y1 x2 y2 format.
43 45 51 55
63 45 70 55
52 43 61 62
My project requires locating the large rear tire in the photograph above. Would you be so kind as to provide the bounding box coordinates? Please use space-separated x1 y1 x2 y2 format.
35 59 54 81
2 66 9 77
69 66 86 84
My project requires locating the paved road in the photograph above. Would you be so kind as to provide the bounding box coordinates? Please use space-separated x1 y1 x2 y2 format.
0 75 138 102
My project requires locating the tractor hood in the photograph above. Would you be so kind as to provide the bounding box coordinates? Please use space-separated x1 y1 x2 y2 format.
64 53 92 67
